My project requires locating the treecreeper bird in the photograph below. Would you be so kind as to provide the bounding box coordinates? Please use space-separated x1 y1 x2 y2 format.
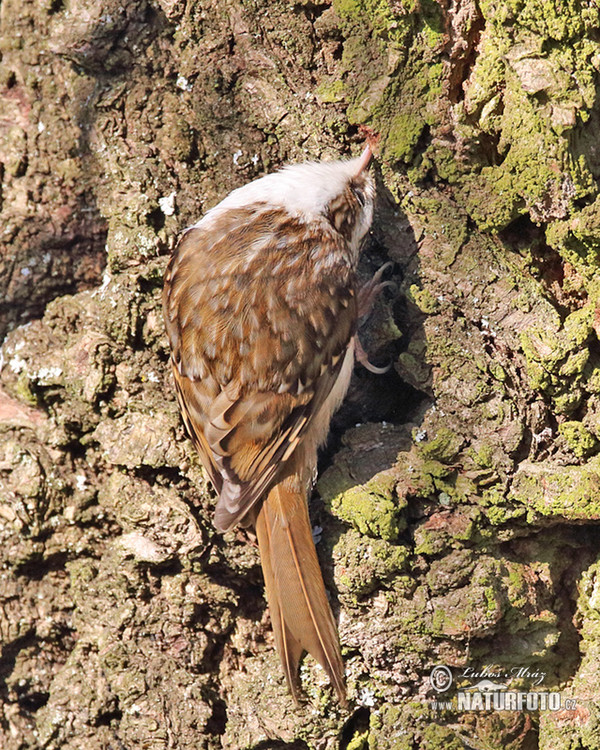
163 146 379 706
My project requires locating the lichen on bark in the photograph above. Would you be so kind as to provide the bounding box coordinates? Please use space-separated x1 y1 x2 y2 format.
1 0 600 748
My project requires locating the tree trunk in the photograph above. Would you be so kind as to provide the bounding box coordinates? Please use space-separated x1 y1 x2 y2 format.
1 0 599 748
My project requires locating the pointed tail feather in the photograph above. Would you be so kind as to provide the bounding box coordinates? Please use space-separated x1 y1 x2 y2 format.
255 506 304 703
254 472 346 705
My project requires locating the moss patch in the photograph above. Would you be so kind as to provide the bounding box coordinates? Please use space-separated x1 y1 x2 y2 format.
327 470 406 541
510 459 600 520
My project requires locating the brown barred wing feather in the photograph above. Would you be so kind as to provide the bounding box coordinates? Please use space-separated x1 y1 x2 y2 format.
163 207 357 531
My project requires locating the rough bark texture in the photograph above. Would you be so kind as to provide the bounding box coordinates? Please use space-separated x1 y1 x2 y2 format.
1 0 600 748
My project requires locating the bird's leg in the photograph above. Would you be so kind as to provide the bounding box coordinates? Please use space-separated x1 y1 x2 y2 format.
355 262 395 374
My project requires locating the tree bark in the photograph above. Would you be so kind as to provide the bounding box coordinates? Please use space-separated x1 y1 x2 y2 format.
1 0 599 748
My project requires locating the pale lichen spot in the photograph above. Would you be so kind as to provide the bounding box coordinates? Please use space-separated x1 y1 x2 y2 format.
159 191 176 216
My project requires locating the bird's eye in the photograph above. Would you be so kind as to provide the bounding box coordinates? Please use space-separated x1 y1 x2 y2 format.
351 185 366 207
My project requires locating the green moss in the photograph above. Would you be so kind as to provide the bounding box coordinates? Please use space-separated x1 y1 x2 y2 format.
468 443 494 469
519 304 595 410
384 110 426 163
481 0 585 41
563 305 595 346
334 0 366 20
430 144 466 184
483 585 499 615
316 78 345 103
366 703 421 749
587 367 600 395
559 348 590 377
335 0 599 261
413 526 445 557
420 459 455 481
329 471 405 541
504 561 548 612
347 729 369 750
511 458 600 520
553 392 582 416
480 487 527 525
547 196 600 276
558 421 599 458
409 284 440 314
452 1 597 232
334 0 418 49
14 373 38 406
421 723 464 749
400 192 469 267
416 428 464 463
413 508 478 555
334 529 410 598
331 0 447 172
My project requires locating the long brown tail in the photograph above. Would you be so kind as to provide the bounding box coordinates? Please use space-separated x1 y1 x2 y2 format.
254 469 346 706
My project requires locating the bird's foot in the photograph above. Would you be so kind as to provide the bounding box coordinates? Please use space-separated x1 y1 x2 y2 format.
355 336 391 374
355 262 395 373
357 261 395 318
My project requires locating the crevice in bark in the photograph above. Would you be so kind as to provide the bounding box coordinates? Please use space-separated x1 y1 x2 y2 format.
501 215 589 320
94 706 124 727
0 218 108 340
439 0 486 104
339 706 370 750
204 693 228 737
14 553 72 579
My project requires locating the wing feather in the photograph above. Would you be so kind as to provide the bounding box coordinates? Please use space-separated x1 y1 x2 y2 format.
163 206 357 531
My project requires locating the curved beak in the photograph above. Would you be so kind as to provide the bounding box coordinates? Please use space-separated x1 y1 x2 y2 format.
355 144 373 175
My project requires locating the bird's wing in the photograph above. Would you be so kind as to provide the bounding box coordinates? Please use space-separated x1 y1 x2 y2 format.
163 207 357 531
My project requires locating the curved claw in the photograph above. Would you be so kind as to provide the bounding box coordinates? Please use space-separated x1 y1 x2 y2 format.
355 336 392 374
371 260 394 281
358 261 396 318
